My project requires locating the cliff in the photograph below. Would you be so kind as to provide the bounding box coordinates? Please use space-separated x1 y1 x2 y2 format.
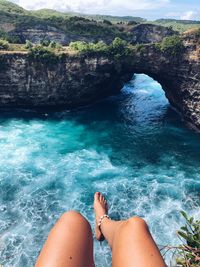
129 24 178 44
0 33 200 131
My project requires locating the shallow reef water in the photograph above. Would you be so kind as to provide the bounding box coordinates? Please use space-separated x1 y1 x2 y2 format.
0 74 199 266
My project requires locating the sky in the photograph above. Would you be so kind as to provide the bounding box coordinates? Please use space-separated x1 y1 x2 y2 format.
10 0 200 20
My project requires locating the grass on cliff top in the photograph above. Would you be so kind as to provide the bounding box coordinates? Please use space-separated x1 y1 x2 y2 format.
0 34 187 58
0 39 78 57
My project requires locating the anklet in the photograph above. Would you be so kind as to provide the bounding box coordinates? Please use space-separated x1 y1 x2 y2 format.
98 214 110 228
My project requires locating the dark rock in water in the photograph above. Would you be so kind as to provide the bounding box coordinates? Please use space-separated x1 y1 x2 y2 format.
130 24 178 44
0 33 200 132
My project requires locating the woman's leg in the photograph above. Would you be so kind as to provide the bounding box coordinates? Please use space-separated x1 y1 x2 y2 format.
35 211 94 267
94 192 166 267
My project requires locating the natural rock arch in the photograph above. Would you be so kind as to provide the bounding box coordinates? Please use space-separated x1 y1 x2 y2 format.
0 34 199 131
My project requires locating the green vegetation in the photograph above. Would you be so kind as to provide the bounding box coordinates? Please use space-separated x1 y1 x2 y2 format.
79 15 145 24
0 29 7 39
28 45 60 64
134 44 147 54
152 19 200 33
156 18 200 25
177 211 200 266
158 35 184 55
0 0 132 43
127 20 138 26
69 40 107 53
0 0 200 50
162 212 200 267
49 41 62 49
24 40 33 49
26 39 65 64
0 28 21 44
29 8 145 24
102 19 112 26
0 0 25 14
69 37 132 58
0 38 9 50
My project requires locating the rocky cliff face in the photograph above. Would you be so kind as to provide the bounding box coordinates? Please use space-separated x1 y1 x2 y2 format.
0 53 132 108
3 23 177 45
7 25 114 45
129 24 178 44
0 34 200 131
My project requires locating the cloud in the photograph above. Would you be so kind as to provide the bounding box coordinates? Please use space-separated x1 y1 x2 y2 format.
180 11 198 20
11 0 170 15
166 10 199 20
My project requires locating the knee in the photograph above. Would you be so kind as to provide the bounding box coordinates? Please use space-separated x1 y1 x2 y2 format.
126 216 148 230
60 210 91 229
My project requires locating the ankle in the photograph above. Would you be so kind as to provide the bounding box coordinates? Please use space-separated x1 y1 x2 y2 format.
101 219 123 248
98 214 110 228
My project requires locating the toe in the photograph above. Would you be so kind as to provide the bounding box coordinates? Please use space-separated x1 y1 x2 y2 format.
94 192 100 201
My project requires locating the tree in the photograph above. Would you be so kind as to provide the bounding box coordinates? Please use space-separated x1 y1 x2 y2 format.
40 39 51 47
49 41 62 49
112 37 127 52
127 20 137 26
0 39 9 50
103 19 112 26
160 36 184 54
24 40 33 49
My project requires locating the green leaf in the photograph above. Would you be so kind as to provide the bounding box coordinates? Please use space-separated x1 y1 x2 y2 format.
180 226 188 232
180 210 188 221
177 231 194 244
189 217 194 224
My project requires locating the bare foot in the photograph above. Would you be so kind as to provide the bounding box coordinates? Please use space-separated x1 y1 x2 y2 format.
94 192 108 241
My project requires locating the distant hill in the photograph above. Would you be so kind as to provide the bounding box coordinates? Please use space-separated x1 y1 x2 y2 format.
155 19 200 25
153 19 200 32
0 0 26 14
76 15 146 24
0 0 199 44
0 0 149 45
0 0 145 24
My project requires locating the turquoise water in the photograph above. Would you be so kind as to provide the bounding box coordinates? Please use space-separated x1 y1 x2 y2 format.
0 74 199 266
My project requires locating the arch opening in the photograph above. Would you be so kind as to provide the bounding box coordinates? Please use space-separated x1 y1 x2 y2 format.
117 73 170 126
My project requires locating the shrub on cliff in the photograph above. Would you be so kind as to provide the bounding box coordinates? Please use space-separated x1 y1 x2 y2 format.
69 40 109 55
24 40 33 49
69 41 88 52
175 211 200 267
160 35 184 55
40 39 51 47
49 41 62 50
28 45 59 64
0 39 9 50
69 38 132 58
112 37 127 51
162 211 200 267
127 20 138 26
102 19 112 26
